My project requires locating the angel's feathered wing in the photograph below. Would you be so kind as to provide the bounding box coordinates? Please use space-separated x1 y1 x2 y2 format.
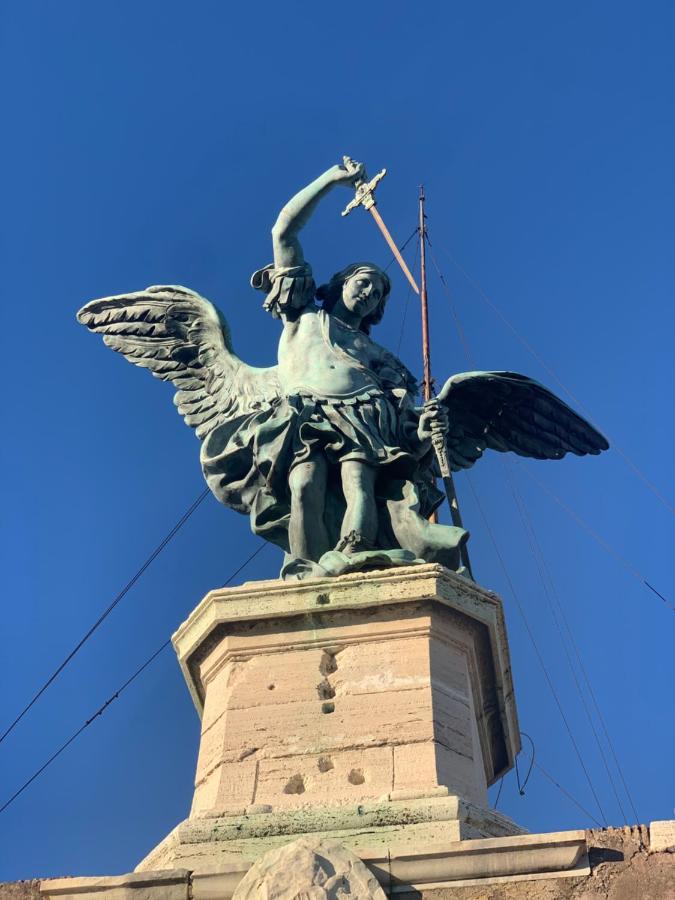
437 371 609 471
77 285 280 438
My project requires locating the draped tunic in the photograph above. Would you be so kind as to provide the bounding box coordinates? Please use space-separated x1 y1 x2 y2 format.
200 263 449 554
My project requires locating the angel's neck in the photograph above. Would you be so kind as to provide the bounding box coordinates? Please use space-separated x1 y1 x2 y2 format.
330 303 363 331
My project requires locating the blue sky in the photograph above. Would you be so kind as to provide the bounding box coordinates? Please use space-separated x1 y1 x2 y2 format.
0 0 673 881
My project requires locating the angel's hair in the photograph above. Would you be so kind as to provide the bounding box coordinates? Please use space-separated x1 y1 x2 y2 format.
316 263 391 334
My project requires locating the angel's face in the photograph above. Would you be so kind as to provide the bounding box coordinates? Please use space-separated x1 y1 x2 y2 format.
341 271 385 320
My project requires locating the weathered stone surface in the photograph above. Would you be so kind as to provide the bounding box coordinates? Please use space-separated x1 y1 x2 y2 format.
649 818 675 852
136 795 525 872
231 837 386 899
175 566 518 819
398 826 674 899
0 881 41 899
9 823 674 898
38 870 190 899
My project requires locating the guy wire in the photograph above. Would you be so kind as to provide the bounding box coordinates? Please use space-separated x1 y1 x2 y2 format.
384 227 419 273
0 541 267 816
0 487 211 747
396 236 420 356
426 232 643 826
534 760 604 828
465 450 607 825
436 244 674 516
516 462 672 613
504 460 634 824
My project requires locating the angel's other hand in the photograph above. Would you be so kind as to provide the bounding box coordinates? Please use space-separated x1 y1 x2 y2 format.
417 400 449 442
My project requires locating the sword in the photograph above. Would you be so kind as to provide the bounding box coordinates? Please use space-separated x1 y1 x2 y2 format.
341 156 420 295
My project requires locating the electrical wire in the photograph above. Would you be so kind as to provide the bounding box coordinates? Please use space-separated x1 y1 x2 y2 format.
515 731 536 796
424 239 611 824
0 488 212 747
396 237 420 356
533 760 604 828
516 462 672 613
464 470 609 825
427 234 670 613
495 742 605 828
426 240 643 826
436 244 674 516
493 776 505 809
425 235 477 370
384 227 419 273
0 642 171 815
0 541 267 816
504 461 632 824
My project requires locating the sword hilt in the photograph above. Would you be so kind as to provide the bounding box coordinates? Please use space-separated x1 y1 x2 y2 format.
431 426 451 478
341 155 386 217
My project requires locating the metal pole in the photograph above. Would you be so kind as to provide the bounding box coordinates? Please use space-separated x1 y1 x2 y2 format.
419 186 433 402
418 186 438 524
418 186 473 576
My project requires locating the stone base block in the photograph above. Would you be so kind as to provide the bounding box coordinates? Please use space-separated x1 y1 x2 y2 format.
39 828 590 899
136 792 525 872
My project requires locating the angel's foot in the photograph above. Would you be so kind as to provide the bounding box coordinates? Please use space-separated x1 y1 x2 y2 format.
279 548 424 581
334 530 375 555
317 547 422 578
280 555 330 581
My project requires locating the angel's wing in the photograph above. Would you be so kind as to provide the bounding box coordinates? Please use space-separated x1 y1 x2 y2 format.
77 285 280 439
437 371 609 471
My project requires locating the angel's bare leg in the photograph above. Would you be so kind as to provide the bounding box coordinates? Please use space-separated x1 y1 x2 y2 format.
339 461 377 550
288 456 330 561
385 486 468 571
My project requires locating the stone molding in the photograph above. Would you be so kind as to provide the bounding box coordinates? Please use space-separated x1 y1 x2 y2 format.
35 823 675 898
136 794 525 872
39 870 190 899
39 828 589 898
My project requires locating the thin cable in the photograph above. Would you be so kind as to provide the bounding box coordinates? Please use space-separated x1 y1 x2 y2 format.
504 461 631 823
0 541 266 816
464 472 608 825
510 464 642 821
516 731 536 796
437 244 674 515
221 542 267 587
533 761 604 827
427 233 632 821
384 227 419 272
517 462 673 612
396 237 420 356
0 641 170 815
425 234 478 370
493 776 505 809
0 488 211 747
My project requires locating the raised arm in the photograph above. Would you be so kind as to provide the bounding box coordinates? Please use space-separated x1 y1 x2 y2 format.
272 161 365 268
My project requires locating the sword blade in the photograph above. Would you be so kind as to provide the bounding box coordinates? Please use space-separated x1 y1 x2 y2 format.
368 205 420 295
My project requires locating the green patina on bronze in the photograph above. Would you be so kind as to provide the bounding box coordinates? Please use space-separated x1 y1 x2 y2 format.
77 160 608 580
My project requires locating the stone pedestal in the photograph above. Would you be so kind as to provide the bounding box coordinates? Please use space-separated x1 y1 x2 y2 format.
175 564 520 820
134 564 523 875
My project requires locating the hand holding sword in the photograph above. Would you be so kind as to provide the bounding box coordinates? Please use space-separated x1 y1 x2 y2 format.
339 156 420 295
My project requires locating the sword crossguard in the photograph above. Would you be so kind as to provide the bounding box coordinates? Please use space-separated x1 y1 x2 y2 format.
341 155 387 217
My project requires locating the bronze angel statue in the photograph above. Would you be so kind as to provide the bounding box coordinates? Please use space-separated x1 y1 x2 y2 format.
77 160 608 580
